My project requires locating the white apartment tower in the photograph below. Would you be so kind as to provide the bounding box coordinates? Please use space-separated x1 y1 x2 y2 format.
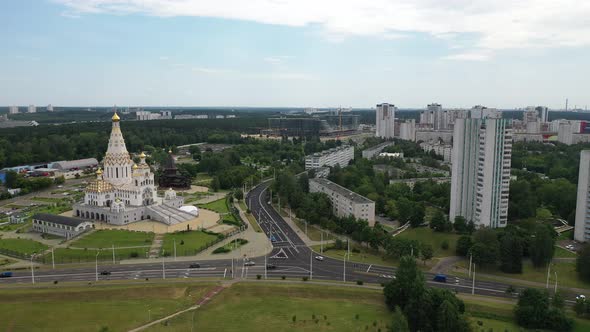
450 118 512 228
575 150 590 242
8 106 19 114
376 103 396 138
28 105 36 113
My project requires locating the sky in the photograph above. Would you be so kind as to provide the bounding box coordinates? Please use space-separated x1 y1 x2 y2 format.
1 0 590 109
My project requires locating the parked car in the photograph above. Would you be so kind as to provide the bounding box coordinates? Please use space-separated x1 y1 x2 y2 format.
266 264 277 269
100 270 111 275
0 271 13 278
245 261 256 266
314 256 324 261
189 263 201 269
433 274 447 283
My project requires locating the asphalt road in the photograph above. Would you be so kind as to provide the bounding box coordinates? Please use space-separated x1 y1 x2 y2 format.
0 181 582 305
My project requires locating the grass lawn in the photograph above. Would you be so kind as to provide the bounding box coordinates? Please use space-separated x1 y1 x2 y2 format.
293 218 334 242
146 283 392 332
238 201 262 232
397 226 460 257
198 198 230 214
455 259 590 290
555 246 577 258
161 231 219 256
0 238 48 256
0 283 215 332
70 230 154 249
0 221 31 232
46 247 151 263
558 229 573 240
311 244 399 267
0 257 16 266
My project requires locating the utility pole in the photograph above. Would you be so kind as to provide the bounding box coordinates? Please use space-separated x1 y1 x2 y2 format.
51 248 55 269
554 271 558 293
320 232 323 254
162 250 166 279
264 251 267 280
546 264 551 289
347 239 350 259
30 254 35 284
471 264 476 295
95 251 100 282
112 244 115 264
468 253 473 278
310 250 313 280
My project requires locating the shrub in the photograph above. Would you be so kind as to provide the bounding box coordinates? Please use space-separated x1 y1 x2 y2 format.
356 280 364 285
352 248 360 253
281 275 286 280
53 280 58 284
441 240 449 250
257 274 261 280
212 247 230 254
292 315 296 323
302 276 309 281
129 252 139 258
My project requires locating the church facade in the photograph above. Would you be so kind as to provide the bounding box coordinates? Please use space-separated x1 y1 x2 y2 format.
73 113 196 225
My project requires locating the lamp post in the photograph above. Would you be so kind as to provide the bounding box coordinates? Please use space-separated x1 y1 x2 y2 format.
554 271 558 293
468 253 472 278
162 250 166 279
546 264 551 289
51 248 55 269
30 254 36 284
95 250 100 281
310 250 313 280
471 264 476 295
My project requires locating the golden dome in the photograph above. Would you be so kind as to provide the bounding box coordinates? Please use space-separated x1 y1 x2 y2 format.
112 112 120 122
85 178 113 193
139 152 146 158
96 168 103 175
132 163 138 170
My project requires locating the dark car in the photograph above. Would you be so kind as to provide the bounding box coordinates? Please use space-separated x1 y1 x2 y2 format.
100 270 111 276
0 271 13 278
189 263 201 269
266 264 277 269
433 274 447 283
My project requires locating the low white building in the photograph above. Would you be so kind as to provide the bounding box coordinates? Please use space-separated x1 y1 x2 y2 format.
309 178 375 226
362 141 394 159
420 141 453 162
305 145 354 170
32 213 93 239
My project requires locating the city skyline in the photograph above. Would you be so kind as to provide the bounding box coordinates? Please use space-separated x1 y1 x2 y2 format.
1 1 589 108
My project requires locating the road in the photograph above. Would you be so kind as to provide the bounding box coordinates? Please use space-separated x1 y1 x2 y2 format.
0 180 582 304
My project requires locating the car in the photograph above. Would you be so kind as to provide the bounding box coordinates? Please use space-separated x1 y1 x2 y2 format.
577 294 587 301
0 271 13 278
433 274 447 283
266 264 277 269
314 256 324 261
379 274 394 279
244 261 256 266
189 263 200 269
100 270 111 275
270 236 277 243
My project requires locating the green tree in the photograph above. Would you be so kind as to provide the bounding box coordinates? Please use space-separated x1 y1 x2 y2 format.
577 244 590 282
421 244 433 264
409 202 425 228
4 171 18 188
499 233 523 273
430 210 448 232
211 176 220 192
453 216 467 234
384 256 425 310
471 229 500 266
436 300 460 332
389 307 410 332
530 224 555 267
234 189 244 201
515 288 573 331
455 236 473 256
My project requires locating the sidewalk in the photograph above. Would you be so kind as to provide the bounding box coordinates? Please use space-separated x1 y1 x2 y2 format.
277 206 335 247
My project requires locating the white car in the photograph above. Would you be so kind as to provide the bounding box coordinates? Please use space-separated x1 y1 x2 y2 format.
314 256 324 261
380 274 395 279
577 295 586 300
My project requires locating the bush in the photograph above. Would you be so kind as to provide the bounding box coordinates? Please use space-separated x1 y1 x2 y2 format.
441 240 449 250
302 276 309 281
212 247 230 254
352 248 360 254
129 252 139 258
257 274 261 280
356 280 364 285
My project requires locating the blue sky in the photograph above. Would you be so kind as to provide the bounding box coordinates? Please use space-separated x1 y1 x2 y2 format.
1 0 589 109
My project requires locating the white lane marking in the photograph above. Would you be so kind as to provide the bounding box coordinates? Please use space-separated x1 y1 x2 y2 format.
366 264 372 273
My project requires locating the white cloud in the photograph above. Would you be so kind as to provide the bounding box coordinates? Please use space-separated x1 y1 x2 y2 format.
191 67 233 74
54 0 590 55
263 56 293 65
442 50 492 61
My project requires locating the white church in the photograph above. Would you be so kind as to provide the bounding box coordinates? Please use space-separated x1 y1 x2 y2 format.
73 112 197 225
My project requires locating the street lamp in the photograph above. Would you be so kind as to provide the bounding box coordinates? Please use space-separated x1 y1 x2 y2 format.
30 253 36 284
95 250 100 281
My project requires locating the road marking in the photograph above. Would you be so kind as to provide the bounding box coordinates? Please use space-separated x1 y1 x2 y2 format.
223 268 227 278
366 264 372 273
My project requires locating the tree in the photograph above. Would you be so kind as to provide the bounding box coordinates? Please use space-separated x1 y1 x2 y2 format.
430 210 449 232
514 288 573 331
577 244 590 282
234 189 243 201
389 307 410 332
455 236 473 256
421 244 433 264
471 229 500 266
453 216 467 234
530 224 555 267
4 171 18 188
436 300 460 332
499 234 523 273
409 202 425 228
384 256 425 310
210 176 220 192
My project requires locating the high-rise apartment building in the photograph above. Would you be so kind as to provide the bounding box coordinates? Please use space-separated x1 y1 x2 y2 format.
575 150 590 242
450 118 512 228
27 105 36 113
8 106 18 114
470 105 501 119
376 103 396 138
47 104 54 112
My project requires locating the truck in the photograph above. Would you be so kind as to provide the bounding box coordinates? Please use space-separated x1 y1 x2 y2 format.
0 271 13 278
433 274 447 283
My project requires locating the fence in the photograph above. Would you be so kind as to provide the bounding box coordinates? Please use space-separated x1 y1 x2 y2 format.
0 247 31 260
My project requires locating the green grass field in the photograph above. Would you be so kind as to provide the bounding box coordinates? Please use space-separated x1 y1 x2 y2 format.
161 231 219 256
199 198 230 214
293 218 334 242
555 246 577 258
0 283 214 332
397 226 460 257
0 238 48 256
70 230 155 249
238 201 262 232
146 283 392 332
311 243 400 267
45 247 151 263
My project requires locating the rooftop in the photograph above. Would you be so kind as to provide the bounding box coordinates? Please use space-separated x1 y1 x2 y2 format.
32 213 91 227
308 145 353 158
310 178 374 204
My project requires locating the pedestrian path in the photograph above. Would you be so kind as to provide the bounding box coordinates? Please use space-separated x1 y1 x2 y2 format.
149 234 164 258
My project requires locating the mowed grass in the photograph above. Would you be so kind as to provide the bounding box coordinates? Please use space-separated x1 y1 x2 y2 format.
238 201 262 232
554 246 577 258
311 244 399 268
161 231 219 256
199 198 230 214
0 283 215 332
0 238 48 256
146 283 393 332
293 218 334 242
396 226 460 257
44 247 151 264
70 230 154 249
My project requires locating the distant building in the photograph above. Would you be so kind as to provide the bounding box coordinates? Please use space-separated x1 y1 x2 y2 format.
469 105 501 119
450 118 512 228
537 106 549 123
8 106 19 114
361 141 394 159
390 177 451 189
309 178 375 226
215 115 225 119
27 105 36 113
420 141 452 162
378 152 404 159
47 104 54 112
136 111 172 121
32 213 93 239
10 214 26 224
50 158 98 171
398 119 416 141
376 103 396 138
575 150 590 242
305 145 354 170
175 114 208 120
